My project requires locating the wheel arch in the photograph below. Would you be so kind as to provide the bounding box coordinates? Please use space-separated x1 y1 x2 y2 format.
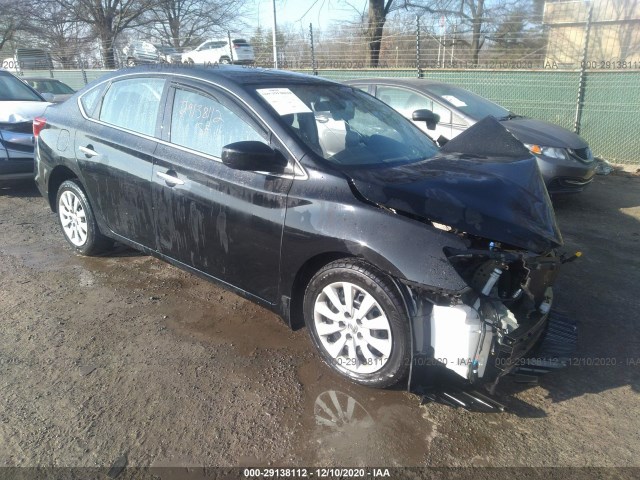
47 165 79 212
284 251 414 331
285 251 355 330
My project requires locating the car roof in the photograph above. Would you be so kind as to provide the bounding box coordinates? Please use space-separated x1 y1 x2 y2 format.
101 65 339 91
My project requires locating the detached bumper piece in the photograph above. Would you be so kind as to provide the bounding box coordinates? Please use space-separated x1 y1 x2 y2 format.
418 368 506 413
512 310 577 382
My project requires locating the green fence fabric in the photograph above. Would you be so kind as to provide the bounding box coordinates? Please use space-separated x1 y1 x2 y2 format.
315 69 639 165
18 68 639 164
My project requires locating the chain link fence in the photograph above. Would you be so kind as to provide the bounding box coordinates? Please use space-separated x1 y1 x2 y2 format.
1 0 638 164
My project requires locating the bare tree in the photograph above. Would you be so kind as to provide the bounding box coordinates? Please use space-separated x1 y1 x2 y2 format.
149 0 247 49
0 0 28 51
24 0 96 67
401 0 520 65
50 0 158 68
367 0 394 67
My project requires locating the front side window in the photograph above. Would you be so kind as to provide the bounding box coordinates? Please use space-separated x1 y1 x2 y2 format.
252 84 438 167
170 88 266 158
376 86 432 118
430 101 452 125
99 78 164 136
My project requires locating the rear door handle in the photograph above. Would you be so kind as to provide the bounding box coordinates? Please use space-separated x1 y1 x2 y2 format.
157 170 184 186
79 145 99 158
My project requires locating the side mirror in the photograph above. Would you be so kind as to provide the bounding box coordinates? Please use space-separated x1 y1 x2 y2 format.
221 141 286 172
412 109 440 130
41 92 55 102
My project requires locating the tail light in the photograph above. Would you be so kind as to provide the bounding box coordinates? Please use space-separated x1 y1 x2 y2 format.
33 117 46 137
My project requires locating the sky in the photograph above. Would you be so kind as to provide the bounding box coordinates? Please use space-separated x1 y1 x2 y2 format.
252 0 367 29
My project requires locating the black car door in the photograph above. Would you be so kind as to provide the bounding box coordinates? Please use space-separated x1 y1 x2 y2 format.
152 80 294 303
75 76 167 248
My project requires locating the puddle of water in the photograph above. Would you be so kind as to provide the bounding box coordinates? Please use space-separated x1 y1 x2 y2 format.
161 298 305 357
4 237 437 466
292 360 434 466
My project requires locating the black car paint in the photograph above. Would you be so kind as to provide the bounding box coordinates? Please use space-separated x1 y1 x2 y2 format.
349 118 562 254
35 66 559 331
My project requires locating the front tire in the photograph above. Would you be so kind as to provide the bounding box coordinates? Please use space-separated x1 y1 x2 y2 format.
303 259 411 388
56 179 113 256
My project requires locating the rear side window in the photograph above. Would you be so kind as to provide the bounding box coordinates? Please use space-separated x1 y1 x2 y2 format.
80 83 107 118
170 88 266 158
99 78 164 136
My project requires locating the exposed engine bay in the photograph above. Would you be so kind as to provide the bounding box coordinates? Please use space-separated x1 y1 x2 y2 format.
406 233 573 400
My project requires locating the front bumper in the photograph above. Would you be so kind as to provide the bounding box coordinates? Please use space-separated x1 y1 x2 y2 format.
536 155 597 194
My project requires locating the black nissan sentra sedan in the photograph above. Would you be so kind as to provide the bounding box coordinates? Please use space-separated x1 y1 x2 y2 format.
34 66 571 391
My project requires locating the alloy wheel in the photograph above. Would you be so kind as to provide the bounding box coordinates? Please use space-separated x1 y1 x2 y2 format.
58 190 88 246
313 281 393 374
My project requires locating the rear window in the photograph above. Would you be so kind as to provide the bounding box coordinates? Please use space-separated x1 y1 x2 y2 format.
99 78 164 136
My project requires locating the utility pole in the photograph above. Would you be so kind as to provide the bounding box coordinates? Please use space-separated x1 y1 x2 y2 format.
272 0 278 68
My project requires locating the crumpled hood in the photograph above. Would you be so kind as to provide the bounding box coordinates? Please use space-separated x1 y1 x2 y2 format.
501 117 587 149
0 101 49 123
348 117 563 253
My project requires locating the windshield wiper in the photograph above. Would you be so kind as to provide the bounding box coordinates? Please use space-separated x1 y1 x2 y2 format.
500 113 524 120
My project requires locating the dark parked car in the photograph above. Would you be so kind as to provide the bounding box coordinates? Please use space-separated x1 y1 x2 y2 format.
346 78 596 194
35 66 570 391
0 70 49 181
22 77 75 103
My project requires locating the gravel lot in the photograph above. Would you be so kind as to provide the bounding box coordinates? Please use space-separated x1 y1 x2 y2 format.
0 172 639 470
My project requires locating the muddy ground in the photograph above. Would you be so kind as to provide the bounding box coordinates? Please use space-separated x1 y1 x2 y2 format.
0 173 639 470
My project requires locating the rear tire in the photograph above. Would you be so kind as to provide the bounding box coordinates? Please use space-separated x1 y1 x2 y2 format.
126 57 136 67
220 57 231 65
303 259 410 388
56 179 113 256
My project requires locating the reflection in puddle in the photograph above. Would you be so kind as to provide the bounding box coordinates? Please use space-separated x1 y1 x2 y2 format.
297 357 435 467
314 390 374 430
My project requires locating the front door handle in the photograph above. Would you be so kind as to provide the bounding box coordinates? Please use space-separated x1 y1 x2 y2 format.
157 170 184 186
79 145 99 158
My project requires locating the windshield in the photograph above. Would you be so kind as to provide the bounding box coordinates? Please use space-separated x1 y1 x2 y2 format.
426 84 510 120
0 73 43 101
251 84 438 167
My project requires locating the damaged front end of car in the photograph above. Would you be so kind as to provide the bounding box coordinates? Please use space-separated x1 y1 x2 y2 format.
348 117 578 409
